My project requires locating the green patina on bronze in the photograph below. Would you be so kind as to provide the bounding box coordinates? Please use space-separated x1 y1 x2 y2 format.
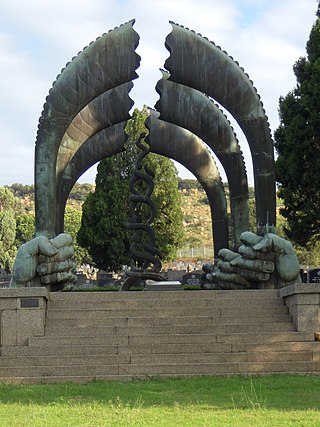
22 19 284 291
146 110 228 256
155 74 249 248
163 22 276 235
35 20 140 238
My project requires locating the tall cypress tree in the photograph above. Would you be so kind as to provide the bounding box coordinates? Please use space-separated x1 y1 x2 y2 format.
0 187 21 272
78 109 185 271
274 2 320 246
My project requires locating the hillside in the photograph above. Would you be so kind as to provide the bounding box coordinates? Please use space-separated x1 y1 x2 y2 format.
6 182 214 250
180 188 213 248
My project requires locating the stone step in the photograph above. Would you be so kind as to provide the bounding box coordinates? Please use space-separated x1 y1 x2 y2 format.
129 350 317 364
2 344 120 357
0 375 133 385
128 331 315 345
0 350 316 369
232 341 320 353
45 314 292 328
47 300 262 309
4 340 319 357
29 335 129 347
29 331 314 347
49 289 279 303
1 288 318 383
117 361 320 376
0 364 120 378
46 306 289 319
1 360 319 379
44 322 295 337
48 296 284 310
0 354 130 367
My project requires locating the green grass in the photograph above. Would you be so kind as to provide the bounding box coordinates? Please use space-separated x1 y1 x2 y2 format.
0 376 320 426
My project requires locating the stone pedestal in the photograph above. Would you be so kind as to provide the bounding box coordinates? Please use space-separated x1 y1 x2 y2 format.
0 288 49 346
280 283 320 333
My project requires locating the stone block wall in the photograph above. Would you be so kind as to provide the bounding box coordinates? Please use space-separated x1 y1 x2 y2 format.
280 284 320 333
0 288 49 346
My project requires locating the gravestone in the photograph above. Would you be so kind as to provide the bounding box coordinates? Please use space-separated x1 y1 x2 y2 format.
181 271 203 287
76 273 88 286
307 268 320 283
97 270 113 286
167 269 186 281
0 270 10 288
300 269 308 283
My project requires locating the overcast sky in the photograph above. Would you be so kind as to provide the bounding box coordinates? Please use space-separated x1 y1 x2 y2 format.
0 0 317 186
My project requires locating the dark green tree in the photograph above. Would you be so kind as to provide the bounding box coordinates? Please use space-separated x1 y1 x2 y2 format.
15 213 35 248
0 187 21 272
78 108 185 271
78 149 137 271
64 206 92 266
145 153 185 262
274 4 320 246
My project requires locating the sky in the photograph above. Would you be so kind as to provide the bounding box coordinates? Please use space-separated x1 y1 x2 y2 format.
0 0 317 186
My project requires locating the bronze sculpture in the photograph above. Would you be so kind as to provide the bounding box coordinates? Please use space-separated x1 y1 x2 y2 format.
10 20 301 291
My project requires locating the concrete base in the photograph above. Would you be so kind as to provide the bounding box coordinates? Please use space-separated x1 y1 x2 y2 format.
280 283 320 333
0 288 319 382
0 288 49 347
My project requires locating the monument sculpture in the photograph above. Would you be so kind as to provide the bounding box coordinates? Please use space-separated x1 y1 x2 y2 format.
9 20 301 291
121 133 165 291
10 234 76 291
203 232 301 289
161 22 276 236
155 75 249 249
146 110 229 256
35 20 140 238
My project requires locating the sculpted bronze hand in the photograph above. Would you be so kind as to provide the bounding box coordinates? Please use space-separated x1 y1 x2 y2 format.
204 232 301 289
10 234 77 291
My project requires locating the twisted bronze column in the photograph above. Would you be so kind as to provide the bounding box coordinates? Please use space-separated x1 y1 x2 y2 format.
121 133 165 290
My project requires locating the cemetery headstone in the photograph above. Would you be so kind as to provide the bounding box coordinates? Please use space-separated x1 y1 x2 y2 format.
181 271 203 287
307 268 320 283
97 270 113 286
167 270 186 281
300 269 308 283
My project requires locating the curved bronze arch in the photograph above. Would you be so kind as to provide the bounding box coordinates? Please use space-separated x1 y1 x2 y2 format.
56 82 134 184
164 22 276 233
57 122 128 233
35 20 140 237
58 115 228 255
155 76 249 245
55 82 134 234
146 111 228 255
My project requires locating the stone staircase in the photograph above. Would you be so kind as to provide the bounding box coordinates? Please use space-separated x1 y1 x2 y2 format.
0 290 319 383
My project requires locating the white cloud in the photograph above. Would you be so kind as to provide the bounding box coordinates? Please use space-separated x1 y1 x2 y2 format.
0 0 317 186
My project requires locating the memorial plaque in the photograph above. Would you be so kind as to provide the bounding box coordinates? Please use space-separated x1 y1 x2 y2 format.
307 268 320 283
20 298 40 308
181 271 203 286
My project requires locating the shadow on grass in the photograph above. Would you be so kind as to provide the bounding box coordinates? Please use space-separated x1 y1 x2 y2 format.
0 375 319 411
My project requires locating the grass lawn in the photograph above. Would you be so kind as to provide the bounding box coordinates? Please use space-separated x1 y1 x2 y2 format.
0 375 319 426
